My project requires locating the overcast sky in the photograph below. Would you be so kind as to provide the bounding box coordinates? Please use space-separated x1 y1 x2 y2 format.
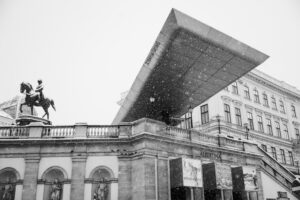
0 0 300 125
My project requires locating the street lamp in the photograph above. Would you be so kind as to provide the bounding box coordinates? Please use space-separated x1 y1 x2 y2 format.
148 97 155 118
188 105 193 128
244 123 250 140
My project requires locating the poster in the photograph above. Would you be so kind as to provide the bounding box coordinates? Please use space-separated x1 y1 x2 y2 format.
170 158 203 188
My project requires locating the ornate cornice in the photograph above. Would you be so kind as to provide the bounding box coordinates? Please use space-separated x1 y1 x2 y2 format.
245 72 300 101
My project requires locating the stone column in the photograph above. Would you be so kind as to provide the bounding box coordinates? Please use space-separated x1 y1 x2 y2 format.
256 169 264 200
118 157 132 200
70 156 87 200
22 157 40 200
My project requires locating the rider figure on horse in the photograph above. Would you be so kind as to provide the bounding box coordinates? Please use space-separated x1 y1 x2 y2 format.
35 79 44 103
29 79 44 104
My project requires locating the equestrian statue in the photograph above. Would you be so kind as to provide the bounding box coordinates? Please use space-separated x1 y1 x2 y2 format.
19 79 56 120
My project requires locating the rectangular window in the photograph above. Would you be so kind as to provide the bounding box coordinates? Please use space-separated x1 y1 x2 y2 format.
266 118 273 135
232 82 239 95
289 151 294 166
224 104 231 123
247 112 254 130
200 104 209 125
235 107 242 126
271 97 277 110
263 93 269 106
280 149 286 164
271 147 277 160
244 86 250 99
257 115 264 132
279 100 285 113
261 144 267 152
292 105 297 118
295 128 300 140
275 121 281 137
254 89 260 103
283 124 289 139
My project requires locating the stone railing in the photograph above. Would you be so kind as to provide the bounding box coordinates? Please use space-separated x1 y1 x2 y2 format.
42 126 75 137
165 126 190 140
0 126 30 138
87 125 119 138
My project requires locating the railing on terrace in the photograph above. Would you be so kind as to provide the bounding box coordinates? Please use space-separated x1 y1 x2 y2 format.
165 126 190 139
87 125 119 138
42 126 75 137
0 126 29 138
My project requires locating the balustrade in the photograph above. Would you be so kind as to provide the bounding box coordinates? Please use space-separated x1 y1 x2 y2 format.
165 126 190 139
87 126 119 138
42 126 75 137
0 127 29 137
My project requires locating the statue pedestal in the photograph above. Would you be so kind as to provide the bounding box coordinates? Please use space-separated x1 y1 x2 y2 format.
16 115 52 126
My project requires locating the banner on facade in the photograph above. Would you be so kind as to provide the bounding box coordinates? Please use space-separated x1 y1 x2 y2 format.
203 162 233 190
231 166 258 191
170 158 203 188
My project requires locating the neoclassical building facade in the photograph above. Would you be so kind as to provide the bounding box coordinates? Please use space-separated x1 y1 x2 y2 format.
190 69 300 174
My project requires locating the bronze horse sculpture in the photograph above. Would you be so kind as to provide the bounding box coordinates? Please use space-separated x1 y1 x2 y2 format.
20 82 56 120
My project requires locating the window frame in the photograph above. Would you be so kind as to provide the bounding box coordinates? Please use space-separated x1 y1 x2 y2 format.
280 149 286 164
232 82 239 95
261 144 267 152
253 89 260 103
271 147 277 160
279 100 285 113
200 104 209 125
257 115 264 133
263 93 269 107
247 112 254 130
224 104 231 123
288 151 294 166
271 96 277 110
275 121 281 138
244 85 250 100
291 105 297 118
235 107 242 126
283 123 289 139
266 118 273 136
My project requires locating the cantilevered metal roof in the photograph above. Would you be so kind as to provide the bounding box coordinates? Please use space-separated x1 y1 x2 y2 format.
113 9 269 124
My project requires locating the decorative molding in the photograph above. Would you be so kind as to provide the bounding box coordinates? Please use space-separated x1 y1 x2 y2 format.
232 100 243 107
245 104 254 111
281 118 288 123
264 112 272 118
292 121 300 127
273 115 281 121
254 108 263 114
245 72 300 101
221 95 232 103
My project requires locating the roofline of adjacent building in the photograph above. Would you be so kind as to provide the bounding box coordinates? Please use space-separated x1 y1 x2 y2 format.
246 69 300 99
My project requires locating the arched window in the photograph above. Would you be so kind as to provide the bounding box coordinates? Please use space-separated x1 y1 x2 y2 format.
89 166 114 200
0 167 20 200
41 166 68 200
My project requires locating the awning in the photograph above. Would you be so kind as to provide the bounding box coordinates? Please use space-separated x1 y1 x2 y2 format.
113 9 269 124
